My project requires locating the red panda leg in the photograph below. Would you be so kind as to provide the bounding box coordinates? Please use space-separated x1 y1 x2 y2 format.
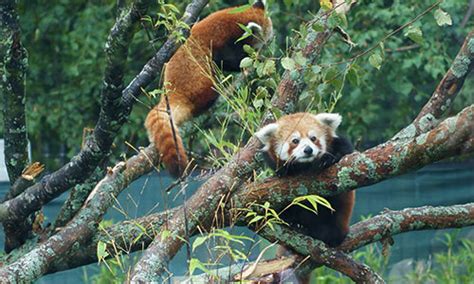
314 191 355 247
145 98 193 177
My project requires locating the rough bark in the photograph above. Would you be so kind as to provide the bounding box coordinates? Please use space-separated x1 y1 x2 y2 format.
259 225 385 284
339 203 474 252
234 105 474 209
0 0 28 185
128 7 341 282
0 0 33 254
0 146 157 283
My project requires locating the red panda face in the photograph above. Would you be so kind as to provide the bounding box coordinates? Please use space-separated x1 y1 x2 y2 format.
255 113 342 166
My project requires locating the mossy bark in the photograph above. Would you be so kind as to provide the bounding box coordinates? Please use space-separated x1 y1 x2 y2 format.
0 0 28 184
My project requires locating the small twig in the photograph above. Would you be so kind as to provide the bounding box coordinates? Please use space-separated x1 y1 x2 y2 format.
3 162 44 202
385 44 419 53
461 0 474 28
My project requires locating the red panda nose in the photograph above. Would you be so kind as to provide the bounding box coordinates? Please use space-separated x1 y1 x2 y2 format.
304 146 313 155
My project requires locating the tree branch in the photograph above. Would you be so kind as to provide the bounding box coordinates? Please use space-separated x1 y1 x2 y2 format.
259 225 385 284
0 0 33 254
394 29 474 139
0 0 29 185
234 105 474 209
339 202 474 252
0 146 157 282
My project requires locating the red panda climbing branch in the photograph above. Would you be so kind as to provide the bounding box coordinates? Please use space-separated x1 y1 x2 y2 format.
145 1 273 177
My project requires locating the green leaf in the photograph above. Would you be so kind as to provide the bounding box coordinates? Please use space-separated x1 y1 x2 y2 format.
192 236 208 252
235 23 253 43
189 258 212 275
347 66 360 86
97 241 109 263
228 4 251 14
281 57 296 70
262 60 276 75
240 57 253 68
404 26 423 44
369 53 383 70
312 22 325 32
253 99 264 109
248 215 264 225
312 65 322 74
243 44 255 55
294 51 307 66
434 8 452 26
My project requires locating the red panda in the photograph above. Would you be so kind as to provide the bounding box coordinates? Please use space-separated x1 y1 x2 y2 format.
145 1 273 177
255 112 354 247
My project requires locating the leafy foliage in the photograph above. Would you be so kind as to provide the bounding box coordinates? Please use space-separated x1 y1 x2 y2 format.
7 0 471 170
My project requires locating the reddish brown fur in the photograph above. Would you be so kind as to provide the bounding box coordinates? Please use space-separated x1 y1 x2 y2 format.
268 113 334 169
261 113 355 247
145 4 272 177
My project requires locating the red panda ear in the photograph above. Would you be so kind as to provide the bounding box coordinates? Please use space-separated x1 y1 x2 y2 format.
255 123 278 151
253 0 265 9
244 22 263 37
314 113 342 132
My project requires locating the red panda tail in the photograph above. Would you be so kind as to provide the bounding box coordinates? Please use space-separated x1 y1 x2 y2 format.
145 104 190 178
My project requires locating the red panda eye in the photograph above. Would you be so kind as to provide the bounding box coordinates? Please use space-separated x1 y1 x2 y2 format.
310 136 317 142
292 138 300 144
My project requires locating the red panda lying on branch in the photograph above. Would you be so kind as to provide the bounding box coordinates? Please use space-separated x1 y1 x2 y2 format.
255 112 355 247
145 1 273 177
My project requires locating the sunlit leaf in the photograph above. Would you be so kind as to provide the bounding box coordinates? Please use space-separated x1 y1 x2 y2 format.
192 236 208 252
240 57 253 68
369 53 383 70
281 57 296 70
97 241 109 263
404 26 423 44
434 8 452 26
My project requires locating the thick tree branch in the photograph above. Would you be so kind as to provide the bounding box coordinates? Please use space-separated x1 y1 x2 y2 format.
129 7 344 281
0 146 157 283
0 0 28 185
0 0 33 254
234 105 474 209
394 30 474 139
339 203 474 252
259 225 385 284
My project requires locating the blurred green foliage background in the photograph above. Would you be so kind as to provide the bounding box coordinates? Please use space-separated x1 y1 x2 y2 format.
1 0 472 169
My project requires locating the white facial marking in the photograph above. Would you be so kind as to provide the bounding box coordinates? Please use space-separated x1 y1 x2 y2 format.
290 137 320 163
319 137 327 156
275 142 290 161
